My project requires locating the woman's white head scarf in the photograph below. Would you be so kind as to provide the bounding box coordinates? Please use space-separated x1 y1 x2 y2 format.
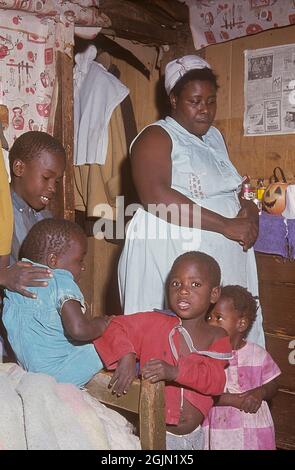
164 55 211 95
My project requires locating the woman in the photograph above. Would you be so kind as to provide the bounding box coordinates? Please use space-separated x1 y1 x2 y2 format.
118 55 264 347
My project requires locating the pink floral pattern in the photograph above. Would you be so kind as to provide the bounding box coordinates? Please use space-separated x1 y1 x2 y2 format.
184 0 295 50
0 1 111 27
0 10 74 145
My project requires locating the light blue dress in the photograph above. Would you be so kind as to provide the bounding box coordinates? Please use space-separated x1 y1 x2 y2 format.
118 117 264 347
3 260 103 387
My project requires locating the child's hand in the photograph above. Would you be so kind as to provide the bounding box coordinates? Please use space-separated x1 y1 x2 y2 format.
142 359 178 383
238 387 264 413
2 261 52 298
108 352 136 397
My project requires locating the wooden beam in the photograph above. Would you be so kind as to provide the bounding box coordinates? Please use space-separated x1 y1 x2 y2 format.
86 371 166 450
100 0 188 45
100 20 177 46
86 370 140 413
139 379 166 450
138 0 189 24
52 51 75 221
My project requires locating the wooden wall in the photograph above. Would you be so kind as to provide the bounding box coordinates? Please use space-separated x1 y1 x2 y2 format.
204 25 295 184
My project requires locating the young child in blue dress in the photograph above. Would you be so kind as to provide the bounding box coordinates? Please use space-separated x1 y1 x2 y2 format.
2 218 111 387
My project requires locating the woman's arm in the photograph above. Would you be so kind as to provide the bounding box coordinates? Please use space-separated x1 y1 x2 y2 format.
131 126 257 250
61 299 112 341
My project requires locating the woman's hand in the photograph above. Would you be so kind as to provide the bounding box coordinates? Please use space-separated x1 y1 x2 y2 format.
0 261 52 298
222 215 259 251
108 352 137 397
142 358 178 383
237 198 259 223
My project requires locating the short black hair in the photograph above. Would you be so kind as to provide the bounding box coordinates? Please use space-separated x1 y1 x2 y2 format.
169 251 221 287
171 68 219 97
220 285 258 337
9 131 66 173
20 218 86 264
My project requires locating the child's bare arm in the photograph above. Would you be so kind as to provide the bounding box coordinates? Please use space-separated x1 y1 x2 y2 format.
108 352 137 397
214 392 244 409
238 377 280 413
142 359 178 383
215 377 280 413
61 300 112 341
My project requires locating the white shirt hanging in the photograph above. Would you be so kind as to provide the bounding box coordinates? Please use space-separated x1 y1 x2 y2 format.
74 45 129 165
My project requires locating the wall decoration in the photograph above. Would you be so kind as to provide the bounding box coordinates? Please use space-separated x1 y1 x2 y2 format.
0 9 75 146
183 0 295 50
244 43 295 136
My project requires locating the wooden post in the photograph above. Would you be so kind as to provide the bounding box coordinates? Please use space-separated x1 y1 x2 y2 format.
52 51 75 220
139 379 166 450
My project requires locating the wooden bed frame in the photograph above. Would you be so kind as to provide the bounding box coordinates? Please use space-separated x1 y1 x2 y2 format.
86 371 166 450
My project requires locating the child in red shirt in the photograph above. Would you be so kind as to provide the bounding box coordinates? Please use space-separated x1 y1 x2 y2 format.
94 251 232 450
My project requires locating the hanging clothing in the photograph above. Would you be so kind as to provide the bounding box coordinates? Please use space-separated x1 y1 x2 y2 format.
74 45 129 166
74 105 129 219
118 116 265 347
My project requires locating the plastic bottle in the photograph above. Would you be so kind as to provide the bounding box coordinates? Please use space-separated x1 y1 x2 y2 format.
256 178 266 202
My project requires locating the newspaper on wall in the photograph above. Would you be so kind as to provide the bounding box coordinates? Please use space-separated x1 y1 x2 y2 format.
244 44 295 136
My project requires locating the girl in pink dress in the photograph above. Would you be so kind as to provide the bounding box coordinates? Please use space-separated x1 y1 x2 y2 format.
203 285 281 450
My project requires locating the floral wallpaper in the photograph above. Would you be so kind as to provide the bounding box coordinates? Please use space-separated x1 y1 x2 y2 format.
183 0 295 50
0 2 111 146
0 10 76 146
0 1 111 27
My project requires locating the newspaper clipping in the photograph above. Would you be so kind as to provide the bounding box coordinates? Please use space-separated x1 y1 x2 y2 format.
244 44 295 136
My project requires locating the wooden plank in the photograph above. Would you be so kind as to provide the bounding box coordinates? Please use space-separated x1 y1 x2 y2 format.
86 370 140 414
100 0 180 45
86 371 166 450
52 51 75 221
139 379 166 450
259 281 295 336
265 333 295 391
255 253 295 284
256 253 295 336
145 0 189 24
100 23 176 46
270 389 295 450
